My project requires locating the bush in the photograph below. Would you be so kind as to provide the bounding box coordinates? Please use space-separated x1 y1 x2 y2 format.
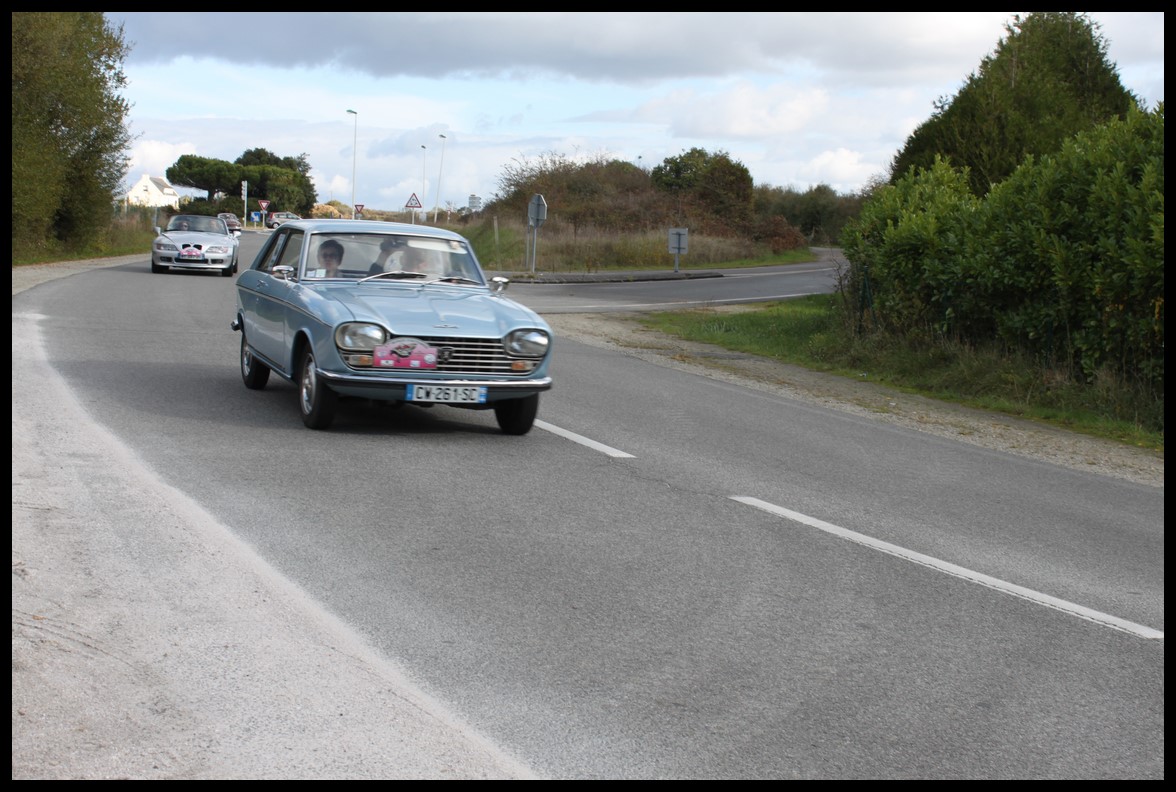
841 105 1164 400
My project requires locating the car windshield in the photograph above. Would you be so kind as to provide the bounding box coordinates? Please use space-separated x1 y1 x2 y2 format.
167 216 223 234
300 233 485 285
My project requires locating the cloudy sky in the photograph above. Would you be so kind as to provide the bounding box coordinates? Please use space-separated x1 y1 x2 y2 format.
106 12 1164 213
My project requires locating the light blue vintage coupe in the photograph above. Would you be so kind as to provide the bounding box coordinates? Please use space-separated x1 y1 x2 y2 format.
231 220 553 432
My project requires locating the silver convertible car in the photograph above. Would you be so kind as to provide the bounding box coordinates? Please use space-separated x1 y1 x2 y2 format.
151 214 240 276
231 219 554 432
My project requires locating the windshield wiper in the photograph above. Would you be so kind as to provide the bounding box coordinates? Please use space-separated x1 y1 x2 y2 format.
432 275 482 285
359 270 429 283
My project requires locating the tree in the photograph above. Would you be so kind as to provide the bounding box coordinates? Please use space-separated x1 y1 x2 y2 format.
650 147 712 193
235 148 284 169
12 12 132 253
235 149 316 209
167 154 240 199
236 148 308 176
890 12 1138 196
245 165 309 214
650 148 753 233
695 153 754 227
166 152 316 213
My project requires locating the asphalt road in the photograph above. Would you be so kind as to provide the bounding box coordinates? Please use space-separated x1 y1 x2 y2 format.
11 244 1164 779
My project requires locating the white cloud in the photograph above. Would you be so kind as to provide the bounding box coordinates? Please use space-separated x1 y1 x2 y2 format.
108 12 1164 207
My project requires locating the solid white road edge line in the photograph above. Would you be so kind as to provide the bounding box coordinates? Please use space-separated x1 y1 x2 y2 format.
731 496 1163 641
554 292 826 312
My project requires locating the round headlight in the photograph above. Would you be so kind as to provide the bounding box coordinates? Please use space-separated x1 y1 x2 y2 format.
335 323 388 351
506 329 550 357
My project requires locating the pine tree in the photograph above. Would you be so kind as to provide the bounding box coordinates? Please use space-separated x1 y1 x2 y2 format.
890 12 1138 196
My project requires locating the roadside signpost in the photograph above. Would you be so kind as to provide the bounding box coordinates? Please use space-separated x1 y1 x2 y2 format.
527 194 547 273
668 227 688 272
406 193 422 224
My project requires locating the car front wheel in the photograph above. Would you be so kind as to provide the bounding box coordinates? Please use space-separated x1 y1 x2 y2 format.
151 261 167 273
299 348 337 429
494 394 539 435
240 334 270 390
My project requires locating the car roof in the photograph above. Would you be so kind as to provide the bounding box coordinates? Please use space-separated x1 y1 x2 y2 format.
273 219 469 241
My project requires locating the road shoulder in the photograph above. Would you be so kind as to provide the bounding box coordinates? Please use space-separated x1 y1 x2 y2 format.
545 311 1164 489
12 260 537 779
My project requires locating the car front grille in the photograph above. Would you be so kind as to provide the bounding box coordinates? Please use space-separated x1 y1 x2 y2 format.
419 335 520 375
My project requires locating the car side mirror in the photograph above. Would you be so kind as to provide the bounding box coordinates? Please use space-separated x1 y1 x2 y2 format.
272 264 296 281
491 276 510 294
153 226 161 235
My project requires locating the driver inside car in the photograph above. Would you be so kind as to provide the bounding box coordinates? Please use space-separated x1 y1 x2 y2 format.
315 239 345 277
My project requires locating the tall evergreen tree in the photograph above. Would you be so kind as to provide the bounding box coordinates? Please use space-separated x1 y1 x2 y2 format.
890 12 1138 196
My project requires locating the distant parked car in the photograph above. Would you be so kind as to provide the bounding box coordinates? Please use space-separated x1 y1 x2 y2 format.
266 211 300 229
151 214 239 276
231 219 553 431
217 212 243 234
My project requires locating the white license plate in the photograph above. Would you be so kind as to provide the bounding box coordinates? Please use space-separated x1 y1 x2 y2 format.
406 384 488 403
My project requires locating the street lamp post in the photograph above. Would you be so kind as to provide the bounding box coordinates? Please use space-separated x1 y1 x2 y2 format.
346 109 358 219
420 145 427 223
433 134 447 224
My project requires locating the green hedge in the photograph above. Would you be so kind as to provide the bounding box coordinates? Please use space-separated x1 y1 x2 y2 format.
841 104 1164 396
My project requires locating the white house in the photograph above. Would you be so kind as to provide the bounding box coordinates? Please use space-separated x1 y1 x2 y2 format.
127 174 180 209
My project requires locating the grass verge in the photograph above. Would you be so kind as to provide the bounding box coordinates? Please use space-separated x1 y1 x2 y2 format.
639 295 1164 452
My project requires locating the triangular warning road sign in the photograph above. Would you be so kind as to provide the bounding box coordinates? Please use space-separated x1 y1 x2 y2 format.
406 193 422 209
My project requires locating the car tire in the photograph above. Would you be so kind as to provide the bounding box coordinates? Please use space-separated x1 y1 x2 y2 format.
240 334 270 390
221 266 233 277
494 394 539 435
299 348 337 430
151 261 167 273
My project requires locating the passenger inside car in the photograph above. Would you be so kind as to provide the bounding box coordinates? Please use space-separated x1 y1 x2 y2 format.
369 238 398 275
400 246 436 274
